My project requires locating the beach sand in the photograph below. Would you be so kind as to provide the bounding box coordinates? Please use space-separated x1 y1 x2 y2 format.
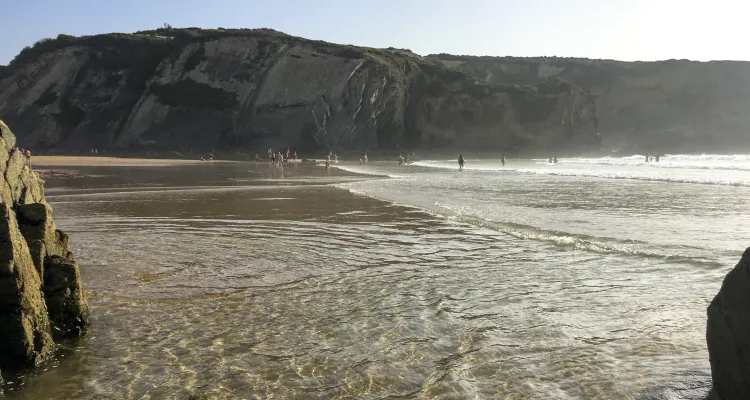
32 156 221 167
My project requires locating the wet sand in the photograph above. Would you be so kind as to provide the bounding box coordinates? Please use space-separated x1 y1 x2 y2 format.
33 156 224 167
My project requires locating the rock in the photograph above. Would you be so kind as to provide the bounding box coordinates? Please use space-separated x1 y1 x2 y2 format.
27 240 45 278
16 203 69 266
0 203 54 370
0 121 16 150
19 169 45 204
5 154 43 205
0 122 88 370
707 248 750 399
4 150 24 198
43 256 89 337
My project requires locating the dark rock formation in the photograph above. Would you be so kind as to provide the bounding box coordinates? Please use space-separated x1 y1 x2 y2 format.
0 203 54 369
428 54 750 153
707 248 750 399
0 122 88 370
0 28 599 155
43 256 89 337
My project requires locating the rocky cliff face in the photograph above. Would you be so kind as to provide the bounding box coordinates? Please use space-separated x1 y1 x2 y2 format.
0 121 89 374
0 29 599 155
707 248 750 399
429 55 750 153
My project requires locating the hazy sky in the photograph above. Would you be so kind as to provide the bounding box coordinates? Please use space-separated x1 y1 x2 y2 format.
1 0 746 65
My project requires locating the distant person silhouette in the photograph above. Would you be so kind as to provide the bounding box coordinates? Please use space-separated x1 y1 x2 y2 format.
458 155 465 170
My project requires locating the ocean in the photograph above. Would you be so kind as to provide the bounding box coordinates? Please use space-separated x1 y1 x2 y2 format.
3 154 742 399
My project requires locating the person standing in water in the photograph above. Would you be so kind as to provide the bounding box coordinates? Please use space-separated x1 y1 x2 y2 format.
458 154 465 170
326 153 331 169
501 154 506 166
363 153 368 165
553 155 558 164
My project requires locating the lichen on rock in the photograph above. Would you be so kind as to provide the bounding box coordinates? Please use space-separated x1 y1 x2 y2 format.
0 202 54 369
43 256 89 337
0 122 88 370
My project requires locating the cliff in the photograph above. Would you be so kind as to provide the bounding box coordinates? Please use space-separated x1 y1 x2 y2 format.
0 121 89 374
428 54 750 153
0 28 599 155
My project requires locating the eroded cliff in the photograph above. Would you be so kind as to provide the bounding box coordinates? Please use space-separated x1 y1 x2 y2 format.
0 28 599 155
429 54 750 153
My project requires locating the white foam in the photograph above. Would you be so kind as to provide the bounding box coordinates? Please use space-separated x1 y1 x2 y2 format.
333 164 406 178
513 168 750 186
415 155 750 186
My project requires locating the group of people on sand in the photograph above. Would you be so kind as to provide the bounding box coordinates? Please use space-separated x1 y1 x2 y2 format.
358 153 368 166
398 153 410 166
645 153 660 162
547 155 558 164
325 152 339 168
268 148 298 167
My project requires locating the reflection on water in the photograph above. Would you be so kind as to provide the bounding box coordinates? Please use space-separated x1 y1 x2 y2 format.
1 161 723 399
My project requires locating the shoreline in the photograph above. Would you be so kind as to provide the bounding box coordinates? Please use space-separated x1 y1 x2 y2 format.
32 156 232 167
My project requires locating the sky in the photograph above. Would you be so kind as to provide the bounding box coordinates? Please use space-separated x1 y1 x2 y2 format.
1 0 747 65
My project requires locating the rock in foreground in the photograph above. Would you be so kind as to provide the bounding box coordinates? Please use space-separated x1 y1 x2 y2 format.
0 122 89 370
707 248 750 399
43 256 89 337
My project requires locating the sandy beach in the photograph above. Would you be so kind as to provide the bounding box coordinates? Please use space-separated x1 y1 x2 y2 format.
32 156 223 167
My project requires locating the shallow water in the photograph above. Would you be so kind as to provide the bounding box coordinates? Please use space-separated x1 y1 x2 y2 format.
2 155 740 399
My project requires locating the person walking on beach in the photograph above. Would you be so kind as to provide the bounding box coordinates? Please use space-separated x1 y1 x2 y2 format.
501 154 506 166
458 154 465 170
326 153 331 169
398 154 404 166
363 153 368 166
24 149 31 168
